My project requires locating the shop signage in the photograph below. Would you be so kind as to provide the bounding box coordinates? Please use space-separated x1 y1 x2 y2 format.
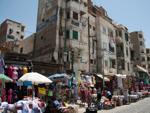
38 87 46 95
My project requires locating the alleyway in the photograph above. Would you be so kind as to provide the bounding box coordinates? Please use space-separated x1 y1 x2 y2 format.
79 97 150 113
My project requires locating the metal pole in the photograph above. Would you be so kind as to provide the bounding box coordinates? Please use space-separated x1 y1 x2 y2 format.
64 0 67 72
88 17 91 72
102 51 105 90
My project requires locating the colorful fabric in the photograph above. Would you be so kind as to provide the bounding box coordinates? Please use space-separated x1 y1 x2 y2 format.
23 67 28 74
0 57 5 74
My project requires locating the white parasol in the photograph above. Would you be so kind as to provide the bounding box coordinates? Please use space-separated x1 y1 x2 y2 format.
18 72 52 84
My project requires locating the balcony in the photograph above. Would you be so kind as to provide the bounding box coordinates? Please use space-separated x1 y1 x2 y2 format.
67 0 87 14
71 20 80 27
66 19 81 28
109 68 117 74
116 36 123 44
117 49 124 58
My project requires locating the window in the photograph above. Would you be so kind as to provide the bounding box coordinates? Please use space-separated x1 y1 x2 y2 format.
139 34 143 38
20 35 24 39
126 47 128 56
16 31 20 34
109 41 115 52
93 26 95 31
90 59 94 64
89 24 92 29
66 11 70 19
92 40 96 54
103 42 107 50
146 49 150 53
20 47 23 53
42 18 45 22
128 63 130 71
72 30 78 40
119 30 122 37
72 0 79 2
142 57 145 61
110 59 116 68
9 28 13 34
66 30 70 39
142 65 146 68
140 41 143 46
21 26 24 32
102 26 107 34
141 50 144 53
125 33 129 42
105 60 108 67
108 28 113 37
41 36 44 40
147 57 150 61
115 30 118 37
73 11 78 20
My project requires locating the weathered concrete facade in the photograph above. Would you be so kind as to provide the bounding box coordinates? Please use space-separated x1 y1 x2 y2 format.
115 24 132 75
21 33 35 55
146 48 150 73
130 31 148 70
35 0 89 78
0 19 25 53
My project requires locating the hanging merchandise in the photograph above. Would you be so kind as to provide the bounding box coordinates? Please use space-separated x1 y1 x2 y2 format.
38 87 46 95
48 90 53 97
23 81 32 86
0 56 5 74
6 66 13 79
12 66 18 81
117 76 123 89
16 81 23 86
17 67 23 78
23 66 28 74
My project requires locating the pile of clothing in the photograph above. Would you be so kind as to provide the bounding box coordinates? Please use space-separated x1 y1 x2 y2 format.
0 97 46 113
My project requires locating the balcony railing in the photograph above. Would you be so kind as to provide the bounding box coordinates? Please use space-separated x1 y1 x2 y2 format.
67 0 87 13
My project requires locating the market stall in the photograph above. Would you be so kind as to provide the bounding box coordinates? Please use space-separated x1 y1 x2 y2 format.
0 74 13 102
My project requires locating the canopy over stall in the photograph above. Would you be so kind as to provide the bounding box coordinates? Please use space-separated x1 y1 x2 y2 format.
48 73 71 81
115 74 127 79
95 74 110 81
0 74 13 82
137 65 149 74
18 72 52 84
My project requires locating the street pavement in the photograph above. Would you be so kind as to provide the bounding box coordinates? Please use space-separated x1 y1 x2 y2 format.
79 97 150 113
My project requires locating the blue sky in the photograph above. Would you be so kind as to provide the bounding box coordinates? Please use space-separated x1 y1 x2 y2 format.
0 0 150 47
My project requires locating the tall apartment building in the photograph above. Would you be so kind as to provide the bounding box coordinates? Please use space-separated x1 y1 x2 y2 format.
21 33 36 55
130 31 148 70
0 19 25 53
146 48 150 73
115 24 132 75
88 1 117 76
34 0 89 77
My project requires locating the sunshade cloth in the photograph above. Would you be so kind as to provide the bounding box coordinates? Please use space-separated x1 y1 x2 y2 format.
115 74 127 78
48 73 70 80
96 74 110 81
18 72 52 84
137 65 148 73
0 74 13 82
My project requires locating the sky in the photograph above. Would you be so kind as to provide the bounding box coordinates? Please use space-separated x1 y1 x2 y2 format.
0 0 150 47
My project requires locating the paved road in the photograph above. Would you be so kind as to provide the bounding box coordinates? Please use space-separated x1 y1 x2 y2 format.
79 97 150 113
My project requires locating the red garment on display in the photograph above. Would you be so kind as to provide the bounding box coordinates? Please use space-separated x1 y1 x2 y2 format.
1 89 6 102
8 89 13 104
7 66 13 78
12 67 18 80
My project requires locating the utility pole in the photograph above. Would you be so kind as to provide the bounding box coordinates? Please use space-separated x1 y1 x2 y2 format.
88 16 91 73
64 0 67 72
